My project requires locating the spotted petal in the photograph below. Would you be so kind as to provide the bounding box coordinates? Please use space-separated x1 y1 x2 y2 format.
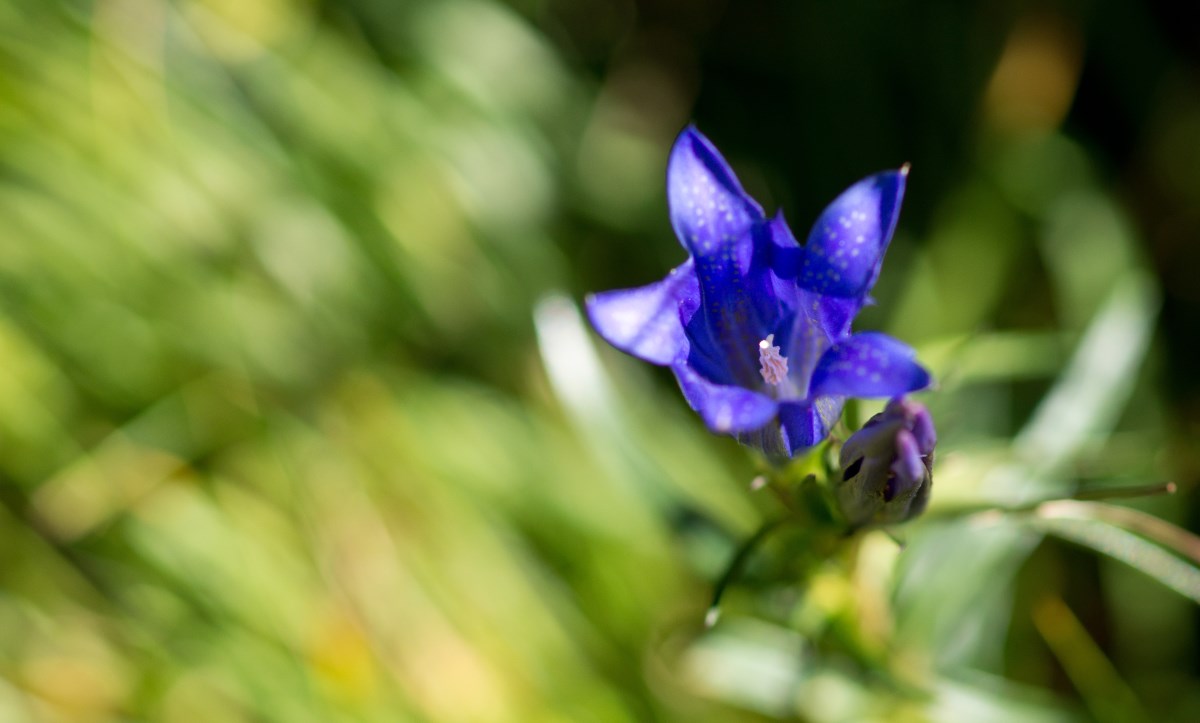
672 362 778 434
764 214 848 374
667 126 763 260
808 332 930 399
667 127 782 387
586 261 696 366
799 169 907 300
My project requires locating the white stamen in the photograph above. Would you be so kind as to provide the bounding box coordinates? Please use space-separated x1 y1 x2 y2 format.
758 334 788 386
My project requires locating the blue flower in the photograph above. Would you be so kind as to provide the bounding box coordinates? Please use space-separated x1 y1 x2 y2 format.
587 126 931 459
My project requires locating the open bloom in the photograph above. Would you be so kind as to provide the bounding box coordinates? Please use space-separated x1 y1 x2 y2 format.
587 127 931 459
837 397 936 526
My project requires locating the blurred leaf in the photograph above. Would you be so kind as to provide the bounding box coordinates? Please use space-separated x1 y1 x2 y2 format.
1032 516 1200 604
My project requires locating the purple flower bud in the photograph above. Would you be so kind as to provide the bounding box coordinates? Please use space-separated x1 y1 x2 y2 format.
836 397 935 527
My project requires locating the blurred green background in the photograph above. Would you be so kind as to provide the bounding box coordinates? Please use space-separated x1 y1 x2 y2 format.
1 1 1198 721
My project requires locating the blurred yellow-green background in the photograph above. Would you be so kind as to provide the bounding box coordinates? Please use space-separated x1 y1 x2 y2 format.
1 1 1199 721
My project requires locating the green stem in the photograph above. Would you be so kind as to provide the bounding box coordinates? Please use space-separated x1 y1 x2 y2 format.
706 517 789 627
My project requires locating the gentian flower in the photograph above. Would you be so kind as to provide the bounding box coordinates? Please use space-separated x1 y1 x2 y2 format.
587 127 931 459
837 397 936 526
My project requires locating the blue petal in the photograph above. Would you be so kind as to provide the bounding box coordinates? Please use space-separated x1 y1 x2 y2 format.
812 297 860 343
778 397 844 455
667 126 763 259
747 215 833 386
763 212 802 305
768 211 864 345
667 127 782 387
586 261 696 366
808 332 931 398
799 169 907 300
672 362 778 434
764 211 801 280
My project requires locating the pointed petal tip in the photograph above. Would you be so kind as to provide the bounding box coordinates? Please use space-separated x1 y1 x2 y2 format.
797 168 907 299
586 266 696 366
671 124 715 159
914 359 935 389
582 292 599 322
666 125 763 258
899 162 911 177
809 333 932 399
582 292 606 331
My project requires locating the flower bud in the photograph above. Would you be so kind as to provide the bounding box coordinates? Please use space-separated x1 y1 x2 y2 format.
836 397 935 527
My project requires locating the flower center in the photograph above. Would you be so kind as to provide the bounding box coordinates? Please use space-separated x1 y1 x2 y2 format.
758 334 788 386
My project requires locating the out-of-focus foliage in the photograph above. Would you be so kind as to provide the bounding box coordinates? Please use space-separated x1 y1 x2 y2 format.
0 1 1197 721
